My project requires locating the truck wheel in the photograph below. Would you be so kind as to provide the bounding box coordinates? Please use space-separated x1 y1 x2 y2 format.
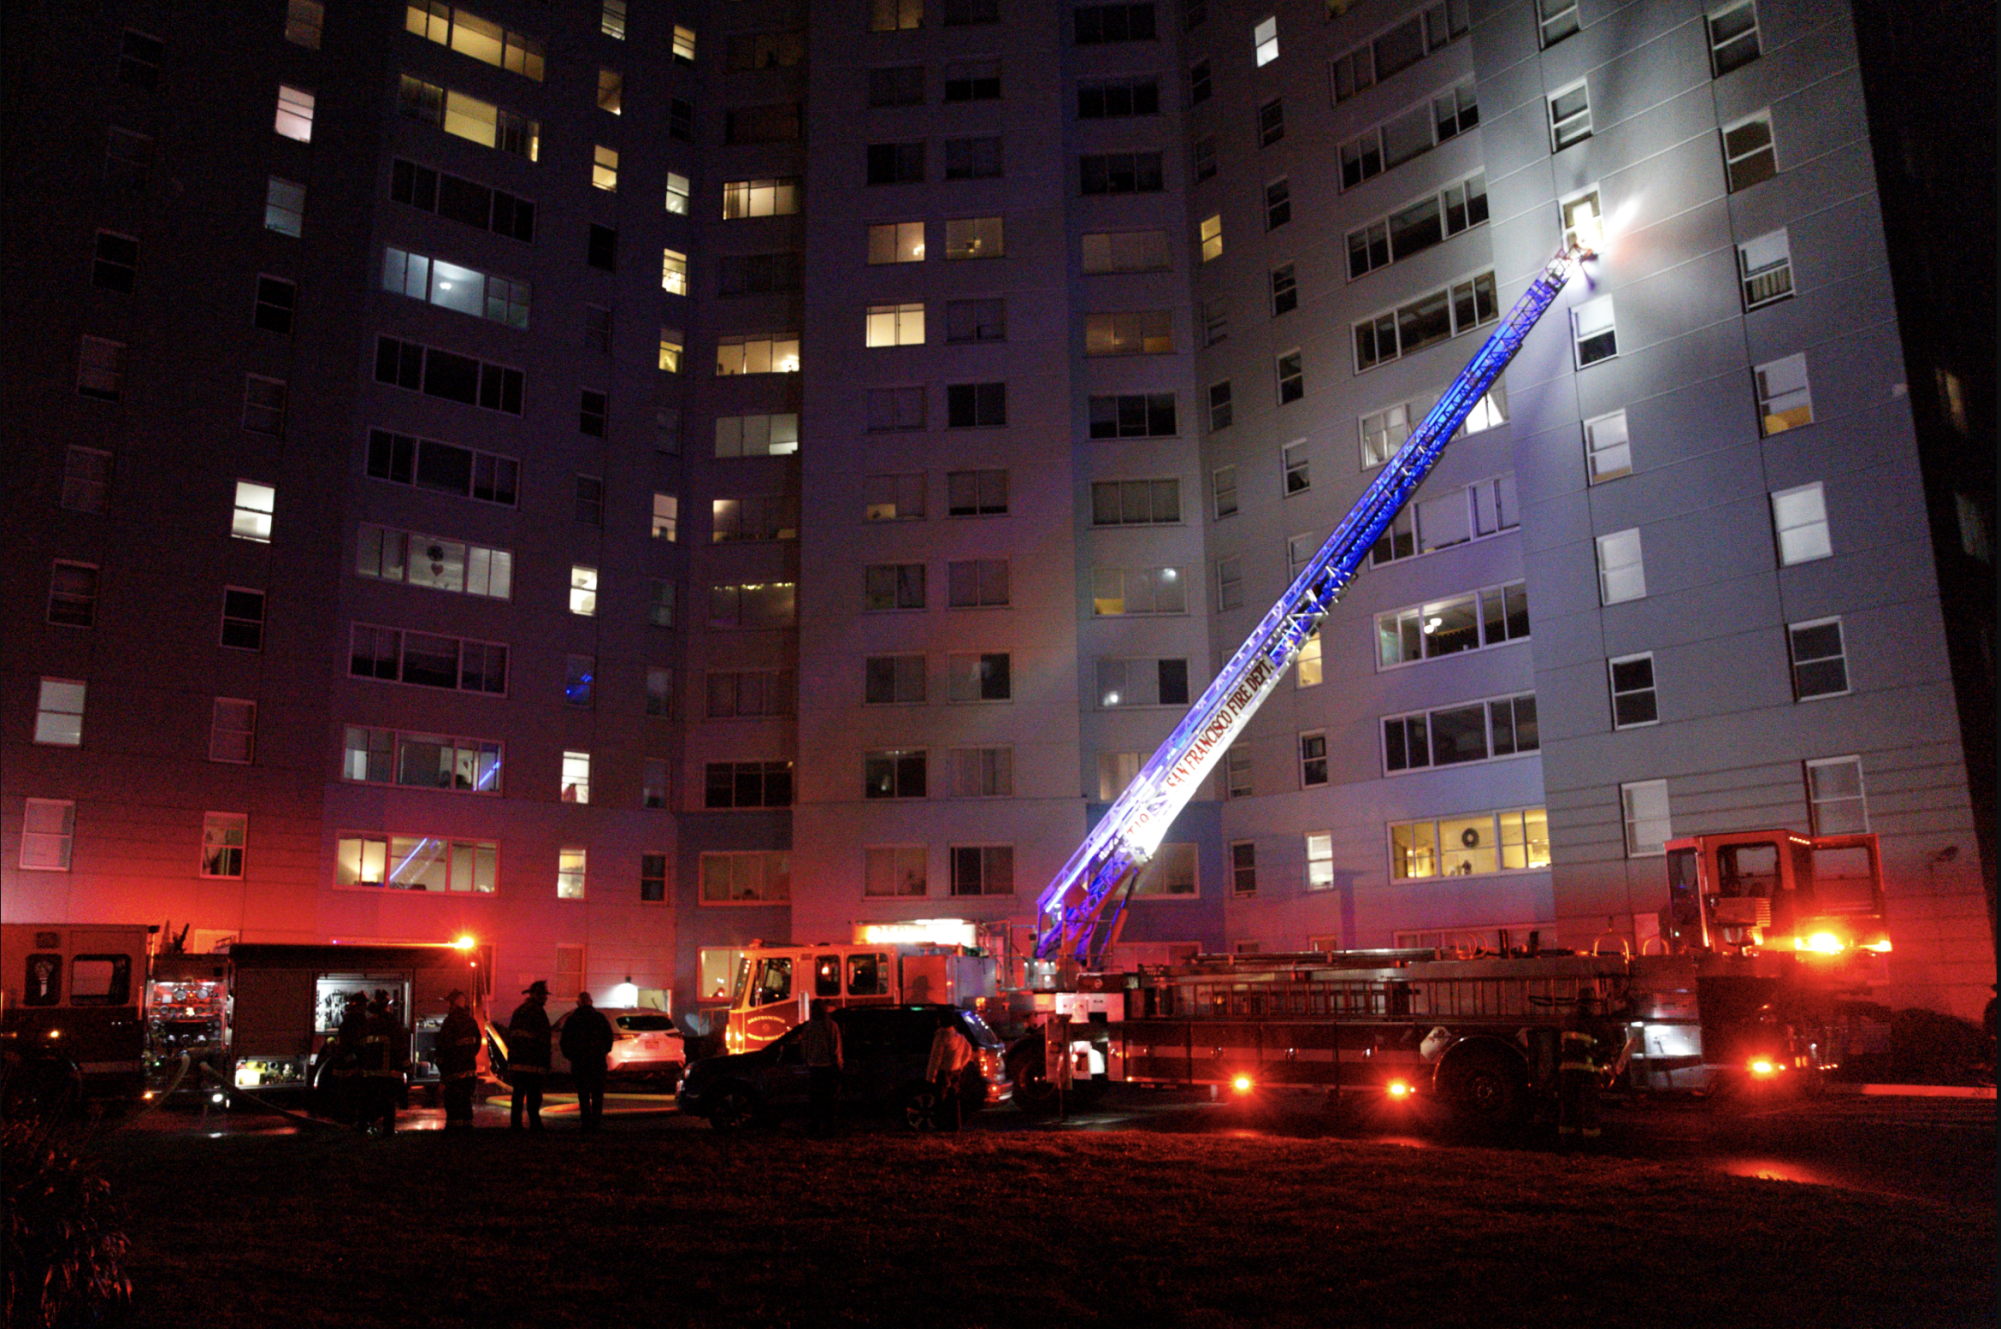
1010 1057 1060 1116
1442 1051 1522 1126
708 1085 757 1133
902 1084 942 1132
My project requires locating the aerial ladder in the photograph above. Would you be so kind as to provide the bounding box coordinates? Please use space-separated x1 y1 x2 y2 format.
1033 239 1596 977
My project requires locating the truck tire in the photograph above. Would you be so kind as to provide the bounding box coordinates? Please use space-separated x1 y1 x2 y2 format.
902 1083 943 1132
1009 1052 1061 1116
1439 1048 1523 1126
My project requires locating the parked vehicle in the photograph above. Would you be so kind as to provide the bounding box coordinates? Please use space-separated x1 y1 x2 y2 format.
677 1004 1010 1132
550 1007 685 1084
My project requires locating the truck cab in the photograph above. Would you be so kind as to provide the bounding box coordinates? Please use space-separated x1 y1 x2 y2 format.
1662 829 1890 961
1 924 151 1098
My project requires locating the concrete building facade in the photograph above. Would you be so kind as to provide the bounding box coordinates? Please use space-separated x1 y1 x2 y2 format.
4 0 1991 1019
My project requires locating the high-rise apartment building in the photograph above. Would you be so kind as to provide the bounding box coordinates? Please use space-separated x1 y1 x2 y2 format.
4 0 1991 1019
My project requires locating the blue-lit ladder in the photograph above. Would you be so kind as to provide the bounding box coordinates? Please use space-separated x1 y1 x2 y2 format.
1034 246 1588 967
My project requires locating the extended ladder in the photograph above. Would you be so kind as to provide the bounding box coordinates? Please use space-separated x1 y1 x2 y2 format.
1034 245 1591 968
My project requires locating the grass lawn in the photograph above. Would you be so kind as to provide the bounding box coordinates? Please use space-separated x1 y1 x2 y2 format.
90 1124 1992 1329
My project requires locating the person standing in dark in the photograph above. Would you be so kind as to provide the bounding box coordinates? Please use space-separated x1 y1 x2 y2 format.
925 1011 974 1132
359 994 408 1136
505 980 553 1132
1556 993 1609 1145
436 989 480 1131
560 990 615 1134
801 999 843 1137
329 991 368 1125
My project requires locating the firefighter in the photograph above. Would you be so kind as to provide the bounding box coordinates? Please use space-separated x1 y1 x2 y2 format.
359 994 408 1135
1557 993 1611 1144
505 980 553 1132
437 989 480 1131
328 991 369 1124
801 1000 843 1137
925 1011 974 1132
559 991 615 1134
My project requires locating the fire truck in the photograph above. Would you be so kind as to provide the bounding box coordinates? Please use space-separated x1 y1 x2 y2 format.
716 233 1893 1124
147 940 491 1102
1 923 153 1104
720 940 998 1054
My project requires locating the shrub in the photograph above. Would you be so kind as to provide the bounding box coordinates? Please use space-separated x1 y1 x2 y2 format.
2 1107 133 1328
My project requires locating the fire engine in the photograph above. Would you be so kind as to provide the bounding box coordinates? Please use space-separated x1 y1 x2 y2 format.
2 923 152 1104
717 230 1894 1124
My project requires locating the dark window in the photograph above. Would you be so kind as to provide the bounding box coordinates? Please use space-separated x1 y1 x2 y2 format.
640 853 667 902
867 142 925 185
946 382 1007 427
580 389 608 437
1080 152 1164 195
669 99 694 142
92 233 138 292
944 137 1003 179
1189 58 1211 105
944 59 1002 101
1088 393 1177 438
118 30 163 88
1075 4 1157 44
869 65 925 107
587 224 617 271
254 276 296 334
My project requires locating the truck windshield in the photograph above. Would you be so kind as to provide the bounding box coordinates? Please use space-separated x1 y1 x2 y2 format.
751 958 792 1007
1717 843 1779 898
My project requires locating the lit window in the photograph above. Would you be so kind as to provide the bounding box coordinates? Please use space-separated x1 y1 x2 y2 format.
672 24 696 63
1253 15 1278 65
598 69 623 114
1596 528 1645 604
1806 758 1867 833
661 248 687 295
1788 618 1849 700
201 813 247 878
593 145 619 192
558 848 587 899
232 481 275 542
1199 214 1222 262
1772 482 1833 565
1132 843 1197 897
601 0 626 39
1584 411 1631 482
659 331 682 373
722 177 800 218
652 493 679 541
866 302 926 347
1305 832 1333 890
1295 629 1322 687
34 680 85 747
1621 780 1671 856
1755 353 1813 435
664 172 690 215
561 752 592 804
275 85 315 141
570 566 599 616
870 222 926 264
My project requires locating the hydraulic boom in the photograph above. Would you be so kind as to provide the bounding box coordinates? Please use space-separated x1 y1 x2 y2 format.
1034 244 1592 970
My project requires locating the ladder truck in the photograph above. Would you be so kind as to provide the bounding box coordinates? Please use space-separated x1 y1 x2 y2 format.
1033 242 1590 980
1015 237 1889 1121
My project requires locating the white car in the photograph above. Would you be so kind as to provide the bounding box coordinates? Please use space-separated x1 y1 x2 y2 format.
549 1008 686 1085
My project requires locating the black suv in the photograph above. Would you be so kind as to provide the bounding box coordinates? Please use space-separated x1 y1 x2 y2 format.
676 1004 1012 1131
